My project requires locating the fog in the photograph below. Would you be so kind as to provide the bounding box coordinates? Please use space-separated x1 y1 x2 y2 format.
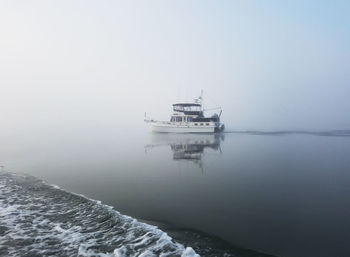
1 0 350 139
1 3 350 256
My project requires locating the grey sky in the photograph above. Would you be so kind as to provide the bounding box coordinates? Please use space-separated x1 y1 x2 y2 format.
1 0 349 134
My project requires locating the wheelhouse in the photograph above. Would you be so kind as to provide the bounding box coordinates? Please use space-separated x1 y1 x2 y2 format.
170 103 220 123
173 103 203 116
173 103 201 112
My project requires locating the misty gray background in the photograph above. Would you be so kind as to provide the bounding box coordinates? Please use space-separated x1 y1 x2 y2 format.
1 3 350 257
1 0 350 138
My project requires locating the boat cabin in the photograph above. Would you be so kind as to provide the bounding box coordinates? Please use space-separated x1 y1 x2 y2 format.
170 103 220 123
173 103 202 115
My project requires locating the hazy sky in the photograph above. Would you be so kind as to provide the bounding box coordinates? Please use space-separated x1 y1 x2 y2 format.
1 0 349 134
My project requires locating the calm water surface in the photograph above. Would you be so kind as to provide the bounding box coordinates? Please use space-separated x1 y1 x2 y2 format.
1 129 350 257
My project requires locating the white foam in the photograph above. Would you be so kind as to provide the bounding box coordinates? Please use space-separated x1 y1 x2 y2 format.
51 184 61 189
0 171 200 257
182 247 200 257
113 246 127 257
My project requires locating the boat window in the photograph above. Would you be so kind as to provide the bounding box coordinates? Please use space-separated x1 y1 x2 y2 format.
200 123 204 126
170 117 175 122
176 117 182 122
194 123 198 126
187 117 193 122
206 123 209 125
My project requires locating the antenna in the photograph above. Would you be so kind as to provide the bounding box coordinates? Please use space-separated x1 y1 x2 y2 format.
201 89 203 111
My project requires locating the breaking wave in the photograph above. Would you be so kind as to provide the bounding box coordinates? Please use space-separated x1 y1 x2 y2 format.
0 171 199 257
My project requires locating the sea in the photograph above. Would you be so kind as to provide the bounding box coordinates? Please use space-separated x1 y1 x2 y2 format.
1 129 350 257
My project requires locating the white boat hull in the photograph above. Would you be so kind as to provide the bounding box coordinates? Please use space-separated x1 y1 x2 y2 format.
148 121 219 133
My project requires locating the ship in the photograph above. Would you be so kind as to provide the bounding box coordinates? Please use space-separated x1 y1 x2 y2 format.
145 92 225 133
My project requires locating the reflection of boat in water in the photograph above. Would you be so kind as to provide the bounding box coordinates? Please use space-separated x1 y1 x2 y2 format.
171 137 221 161
145 133 224 170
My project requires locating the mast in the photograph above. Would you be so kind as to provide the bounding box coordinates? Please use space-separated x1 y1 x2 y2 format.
194 90 204 111
200 89 203 111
